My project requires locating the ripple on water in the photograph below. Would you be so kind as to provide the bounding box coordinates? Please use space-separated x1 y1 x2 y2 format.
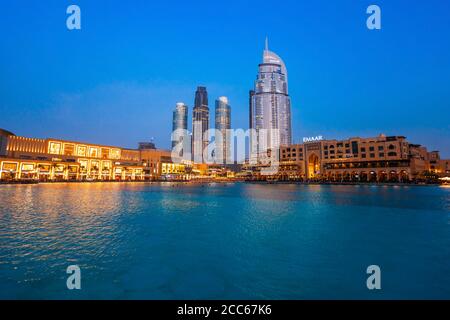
0 183 449 299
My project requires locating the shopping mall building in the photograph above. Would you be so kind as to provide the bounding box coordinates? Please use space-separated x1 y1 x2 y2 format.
275 134 449 182
0 128 186 181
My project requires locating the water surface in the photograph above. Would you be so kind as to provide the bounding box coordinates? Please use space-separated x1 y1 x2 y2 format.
0 182 449 299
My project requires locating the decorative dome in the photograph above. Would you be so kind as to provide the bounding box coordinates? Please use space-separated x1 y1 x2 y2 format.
262 37 287 76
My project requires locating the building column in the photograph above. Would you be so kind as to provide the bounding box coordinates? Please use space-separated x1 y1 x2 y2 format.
17 163 22 180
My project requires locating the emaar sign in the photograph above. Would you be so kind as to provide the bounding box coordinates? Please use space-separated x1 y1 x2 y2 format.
303 135 323 143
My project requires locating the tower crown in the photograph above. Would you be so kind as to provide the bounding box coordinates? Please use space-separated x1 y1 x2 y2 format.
262 37 287 76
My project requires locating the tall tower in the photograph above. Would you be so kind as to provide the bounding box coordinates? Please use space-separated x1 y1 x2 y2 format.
172 102 188 149
215 96 231 164
192 86 209 163
250 38 292 159
249 90 254 131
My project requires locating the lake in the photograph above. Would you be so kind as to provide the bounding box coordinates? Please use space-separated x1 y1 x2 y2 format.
0 182 449 299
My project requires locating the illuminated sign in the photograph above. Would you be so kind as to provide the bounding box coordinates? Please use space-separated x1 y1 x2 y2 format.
303 135 323 143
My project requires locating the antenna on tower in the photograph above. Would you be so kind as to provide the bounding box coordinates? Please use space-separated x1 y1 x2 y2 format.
265 36 269 51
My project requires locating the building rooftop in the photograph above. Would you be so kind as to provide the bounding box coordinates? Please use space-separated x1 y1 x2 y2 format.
0 128 16 136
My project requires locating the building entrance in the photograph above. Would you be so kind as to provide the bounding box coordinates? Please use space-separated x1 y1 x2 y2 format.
308 153 320 178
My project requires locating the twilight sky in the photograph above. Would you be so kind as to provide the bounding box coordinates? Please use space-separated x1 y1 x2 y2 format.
0 0 449 156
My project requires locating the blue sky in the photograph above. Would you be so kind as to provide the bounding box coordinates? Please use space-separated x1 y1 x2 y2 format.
0 0 449 156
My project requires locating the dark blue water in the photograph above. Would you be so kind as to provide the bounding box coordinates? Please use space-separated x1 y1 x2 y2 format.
0 182 449 299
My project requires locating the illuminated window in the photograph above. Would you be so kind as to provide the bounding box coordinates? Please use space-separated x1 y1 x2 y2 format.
89 147 99 158
49 142 62 155
79 160 88 172
101 148 110 159
3 163 18 171
102 161 111 170
110 149 121 159
21 164 34 171
64 144 75 156
38 164 51 172
90 160 99 171
77 146 87 157
68 166 78 173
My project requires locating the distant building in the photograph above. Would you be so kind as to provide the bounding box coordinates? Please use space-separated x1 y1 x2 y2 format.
192 86 209 163
172 102 188 150
250 38 292 159
138 142 156 150
215 96 231 164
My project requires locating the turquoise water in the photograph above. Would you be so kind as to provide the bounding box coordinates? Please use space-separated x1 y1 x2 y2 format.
0 182 449 299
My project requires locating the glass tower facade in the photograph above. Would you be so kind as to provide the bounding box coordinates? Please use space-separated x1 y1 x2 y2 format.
192 86 209 163
250 39 292 159
172 102 188 149
215 96 231 164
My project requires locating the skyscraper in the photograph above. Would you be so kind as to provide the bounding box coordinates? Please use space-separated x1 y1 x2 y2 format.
249 90 255 131
250 38 292 158
192 86 209 163
215 96 231 164
172 102 188 149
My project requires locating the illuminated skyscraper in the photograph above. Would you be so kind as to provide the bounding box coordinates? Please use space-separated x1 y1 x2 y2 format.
192 86 209 163
215 96 231 164
172 102 188 149
250 38 292 158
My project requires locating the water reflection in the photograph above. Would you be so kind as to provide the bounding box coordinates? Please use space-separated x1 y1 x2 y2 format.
0 182 449 299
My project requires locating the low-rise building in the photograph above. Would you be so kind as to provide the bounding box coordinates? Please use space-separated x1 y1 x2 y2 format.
0 128 186 182
275 134 449 182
